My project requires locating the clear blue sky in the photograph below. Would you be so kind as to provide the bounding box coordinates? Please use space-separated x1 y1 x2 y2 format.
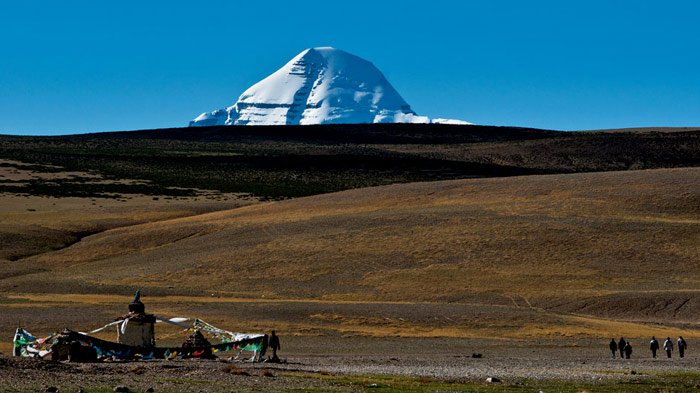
2 1 699 135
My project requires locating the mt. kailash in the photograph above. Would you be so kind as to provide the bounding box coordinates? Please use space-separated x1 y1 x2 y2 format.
189 47 468 126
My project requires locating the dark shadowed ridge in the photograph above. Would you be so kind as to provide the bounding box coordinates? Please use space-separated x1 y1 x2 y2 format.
58 123 561 144
0 124 698 199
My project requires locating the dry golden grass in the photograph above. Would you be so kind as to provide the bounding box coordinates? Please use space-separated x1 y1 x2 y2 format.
2 289 699 354
0 192 256 263
1 168 698 345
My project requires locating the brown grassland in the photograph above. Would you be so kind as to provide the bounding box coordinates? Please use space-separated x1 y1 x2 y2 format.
1 127 699 391
1 166 698 354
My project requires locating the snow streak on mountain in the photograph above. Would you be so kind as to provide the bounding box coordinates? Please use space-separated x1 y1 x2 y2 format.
190 47 469 126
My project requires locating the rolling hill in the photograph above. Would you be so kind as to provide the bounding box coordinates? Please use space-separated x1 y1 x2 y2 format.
1 167 698 342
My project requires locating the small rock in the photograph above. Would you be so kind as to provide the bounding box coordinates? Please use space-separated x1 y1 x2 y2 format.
45 388 59 393
630 370 637 375
145 389 155 393
486 377 501 383
367 383 380 388
113 387 130 393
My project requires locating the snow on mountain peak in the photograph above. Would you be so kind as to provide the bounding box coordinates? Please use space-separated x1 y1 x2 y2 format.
190 47 468 126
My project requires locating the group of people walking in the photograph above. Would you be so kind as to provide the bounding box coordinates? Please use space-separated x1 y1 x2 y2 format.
609 336 688 359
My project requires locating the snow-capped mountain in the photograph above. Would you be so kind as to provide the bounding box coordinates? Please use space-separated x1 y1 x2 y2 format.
190 47 469 126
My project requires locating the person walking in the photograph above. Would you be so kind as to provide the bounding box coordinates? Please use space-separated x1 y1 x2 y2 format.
268 330 281 362
664 337 673 358
256 333 269 362
650 336 659 358
618 337 627 359
677 336 687 359
624 341 633 359
609 338 618 359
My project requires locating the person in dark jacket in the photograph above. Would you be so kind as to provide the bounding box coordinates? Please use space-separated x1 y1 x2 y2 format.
268 330 281 362
618 337 627 359
257 334 269 362
624 341 633 359
677 337 687 358
609 338 618 358
650 336 659 358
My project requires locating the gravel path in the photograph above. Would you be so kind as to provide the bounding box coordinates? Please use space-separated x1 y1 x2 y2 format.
263 353 700 381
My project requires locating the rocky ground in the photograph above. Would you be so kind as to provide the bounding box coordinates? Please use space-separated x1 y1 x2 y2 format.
2 337 699 392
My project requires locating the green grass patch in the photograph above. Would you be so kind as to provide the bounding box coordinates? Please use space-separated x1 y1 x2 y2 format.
286 371 700 393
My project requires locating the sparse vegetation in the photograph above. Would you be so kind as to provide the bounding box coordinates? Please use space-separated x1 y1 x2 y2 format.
0 124 697 199
287 371 700 393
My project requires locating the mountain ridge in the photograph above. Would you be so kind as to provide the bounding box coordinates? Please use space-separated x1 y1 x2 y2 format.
190 47 468 126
